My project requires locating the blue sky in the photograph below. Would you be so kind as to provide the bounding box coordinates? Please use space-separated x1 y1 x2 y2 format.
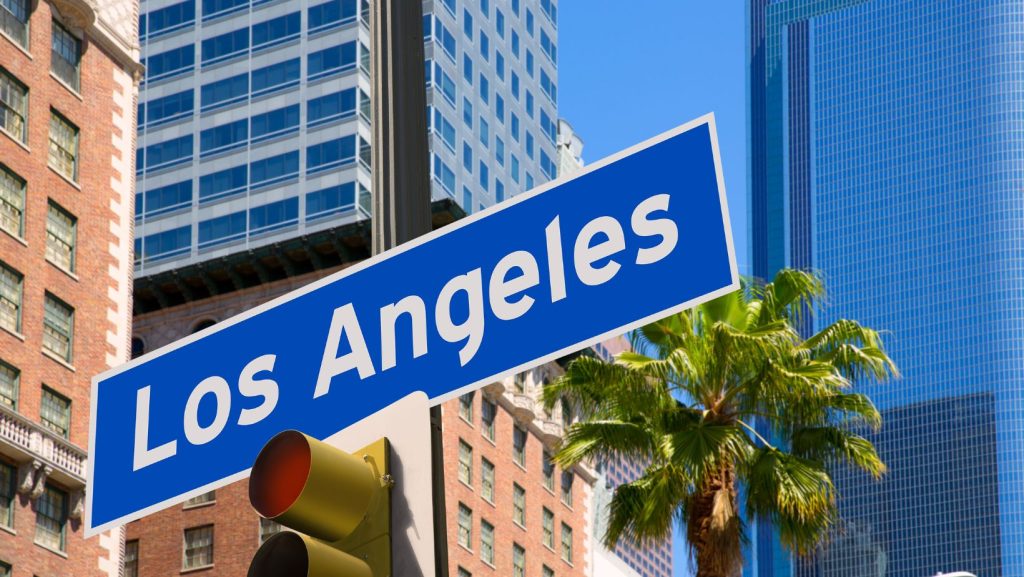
559 0 750 278
558 3 747 575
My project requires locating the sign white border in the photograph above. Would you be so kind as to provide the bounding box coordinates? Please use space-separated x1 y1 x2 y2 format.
86 113 739 536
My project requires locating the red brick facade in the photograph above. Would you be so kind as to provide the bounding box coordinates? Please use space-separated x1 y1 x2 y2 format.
0 1 138 576
127 266 595 577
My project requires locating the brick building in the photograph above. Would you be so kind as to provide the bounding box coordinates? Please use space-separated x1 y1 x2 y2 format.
0 0 140 575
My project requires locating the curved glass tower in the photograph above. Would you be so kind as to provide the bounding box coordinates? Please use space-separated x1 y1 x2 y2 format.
748 1 1024 576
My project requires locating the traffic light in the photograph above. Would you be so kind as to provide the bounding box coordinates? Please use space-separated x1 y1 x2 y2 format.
247 430 392 577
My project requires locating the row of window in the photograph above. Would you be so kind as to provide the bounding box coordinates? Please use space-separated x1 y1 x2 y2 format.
136 180 369 263
0 167 77 275
139 0 368 39
1 69 81 183
0 262 75 364
456 501 573 568
0 361 72 440
0 0 82 91
144 19 369 84
0 463 70 555
457 391 574 506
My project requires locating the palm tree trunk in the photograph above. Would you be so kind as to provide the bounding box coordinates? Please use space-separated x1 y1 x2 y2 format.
688 464 742 577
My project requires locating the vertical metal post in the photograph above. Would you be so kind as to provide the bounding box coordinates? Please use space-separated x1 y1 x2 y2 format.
369 1 448 577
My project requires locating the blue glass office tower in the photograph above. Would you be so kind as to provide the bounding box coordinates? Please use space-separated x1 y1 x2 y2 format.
748 1 1024 576
133 0 559 278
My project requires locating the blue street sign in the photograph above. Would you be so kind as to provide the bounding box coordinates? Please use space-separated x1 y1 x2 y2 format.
86 114 738 535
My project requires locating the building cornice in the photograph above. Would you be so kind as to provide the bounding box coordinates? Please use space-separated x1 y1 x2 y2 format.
49 0 143 77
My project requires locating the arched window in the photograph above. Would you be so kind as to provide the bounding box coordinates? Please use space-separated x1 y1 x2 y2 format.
131 337 145 359
192 319 217 334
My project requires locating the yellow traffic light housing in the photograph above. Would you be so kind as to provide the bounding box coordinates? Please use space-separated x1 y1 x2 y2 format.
248 431 392 577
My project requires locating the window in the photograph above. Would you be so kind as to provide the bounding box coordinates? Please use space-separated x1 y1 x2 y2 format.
458 568 471 577
561 471 573 506
0 165 24 238
458 440 473 486
478 161 488 192
200 118 247 156
480 520 494 565
479 74 489 104
513 426 526 466
480 0 489 17
0 69 27 143
426 15 456 60
513 544 525 577
541 69 557 104
306 182 355 219
140 135 194 173
141 180 192 217
561 524 573 563
200 164 246 202
526 49 534 77
481 399 496 441
308 0 358 33
0 0 29 47
259 518 282 544
481 458 494 502
511 72 520 100
479 31 489 61
307 135 356 174
462 9 472 40
0 262 20 334
462 53 473 84
459 391 474 422
51 21 81 91
0 360 16 409
462 97 473 128
183 525 214 570
543 565 555 577
184 490 215 508
432 154 455 196
432 108 456 151
251 104 300 143
495 136 505 166
428 61 456 106
309 88 356 127
495 180 504 202
457 504 472 549
252 12 301 51
145 45 195 82
308 41 357 81
479 118 489 148
36 484 67 551
142 226 191 262
0 460 13 527
513 484 525 526
526 8 534 35
40 386 70 437
202 0 245 19
46 202 76 273
49 111 79 181
124 540 139 577
543 508 554 548
462 141 473 173
201 28 248 64
495 9 504 37
200 72 247 110
43 294 74 363
0 561 7 577
462 187 472 214
198 210 245 248
541 29 556 64
513 372 526 393
511 30 519 57
543 452 555 491
495 51 505 80
510 155 520 184
495 95 505 125
141 0 195 39
250 152 297 190
252 58 302 97
540 0 557 26
144 90 194 127
248 197 299 235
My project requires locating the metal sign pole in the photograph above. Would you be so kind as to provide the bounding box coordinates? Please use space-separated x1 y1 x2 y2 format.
369 1 447 576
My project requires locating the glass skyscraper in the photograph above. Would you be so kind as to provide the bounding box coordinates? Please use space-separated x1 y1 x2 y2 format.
748 1 1023 576
133 0 560 278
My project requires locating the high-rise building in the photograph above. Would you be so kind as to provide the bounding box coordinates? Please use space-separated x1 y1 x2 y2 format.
0 0 140 575
748 2 1023 576
132 0 559 279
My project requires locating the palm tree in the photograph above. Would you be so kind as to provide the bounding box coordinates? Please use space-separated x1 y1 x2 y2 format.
542 269 898 577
